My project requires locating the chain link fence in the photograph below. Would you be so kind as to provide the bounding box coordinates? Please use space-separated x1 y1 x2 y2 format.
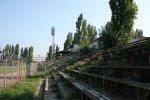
0 59 38 88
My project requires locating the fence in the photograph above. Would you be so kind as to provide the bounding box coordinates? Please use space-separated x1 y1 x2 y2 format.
0 58 38 88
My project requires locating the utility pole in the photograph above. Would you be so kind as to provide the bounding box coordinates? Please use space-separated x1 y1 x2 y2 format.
51 27 55 68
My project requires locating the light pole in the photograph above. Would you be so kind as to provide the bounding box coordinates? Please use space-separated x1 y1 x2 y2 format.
51 27 55 68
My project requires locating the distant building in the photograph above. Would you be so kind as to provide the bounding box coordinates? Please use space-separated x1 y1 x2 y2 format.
33 55 46 62
68 44 80 52
68 38 100 52
88 38 99 50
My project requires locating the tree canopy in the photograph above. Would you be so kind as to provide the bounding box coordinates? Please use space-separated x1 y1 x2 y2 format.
109 0 138 45
64 32 73 50
99 22 116 50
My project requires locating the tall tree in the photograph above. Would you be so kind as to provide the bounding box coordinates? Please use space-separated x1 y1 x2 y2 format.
48 45 53 61
99 22 116 50
29 46 34 62
23 47 28 58
20 47 24 57
80 19 89 48
15 44 19 57
109 0 138 45
9 45 12 54
64 32 73 50
134 29 143 39
56 45 60 53
72 32 78 44
11 45 15 59
5 44 9 53
4 44 10 59
88 24 97 42
11 45 15 54
1 49 5 60
75 13 83 45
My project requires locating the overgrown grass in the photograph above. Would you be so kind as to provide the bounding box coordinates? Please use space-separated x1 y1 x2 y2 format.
0 71 44 100
0 66 18 74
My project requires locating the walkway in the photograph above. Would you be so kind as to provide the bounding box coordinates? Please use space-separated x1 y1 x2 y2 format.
44 77 61 100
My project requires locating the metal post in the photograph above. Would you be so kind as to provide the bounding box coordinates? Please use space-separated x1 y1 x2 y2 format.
4 59 7 88
12 60 14 80
17 60 19 80
24 61 26 79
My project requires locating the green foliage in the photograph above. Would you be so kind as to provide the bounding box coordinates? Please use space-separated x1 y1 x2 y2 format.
72 32 78 44
55 45 60 53
0 72 43 100
75 13 84 45
134 29 143 39
83 46 91 55
99 22 116 50
80 20 89 48
29 46 34 62
66 61 87 71
20 47 24 57
15 44 19 57
23 47 28 58
45 45 53 62
1 44 34 61
0 66 18 74
49 45 53 60
62 13 98 51
64 32 73 50
109 0 138 45
88 24 97 43
11 45 15 54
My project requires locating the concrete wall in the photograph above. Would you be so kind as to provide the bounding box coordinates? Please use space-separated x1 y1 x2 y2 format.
89 41 99 49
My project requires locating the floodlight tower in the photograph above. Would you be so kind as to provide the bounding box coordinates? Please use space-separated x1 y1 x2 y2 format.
51 27 55 67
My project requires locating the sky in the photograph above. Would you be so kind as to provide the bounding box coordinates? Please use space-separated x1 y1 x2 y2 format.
0 0 150 57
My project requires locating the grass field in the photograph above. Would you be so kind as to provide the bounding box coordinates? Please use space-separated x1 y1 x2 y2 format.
0 66 18 74
0 71 44 100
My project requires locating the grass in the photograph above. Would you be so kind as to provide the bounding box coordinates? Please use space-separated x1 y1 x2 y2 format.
0 66 18 74
0 71 44 100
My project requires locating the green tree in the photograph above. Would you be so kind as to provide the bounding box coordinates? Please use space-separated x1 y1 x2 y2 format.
11 45 15 54
20 47 24 57
134 29 143 39
5 44 9 53
9 45 12 54
75 13 83 45
109 0 138 45
29 46 34 62
88 24 97 42
64 32 73 50
15 44 19 57
1 49 5 60
48 45 53 61
80 19 89 48
56 45 60 53
4 44 10 58
23 47 29 58
72 32 78 44
99 22 116 50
